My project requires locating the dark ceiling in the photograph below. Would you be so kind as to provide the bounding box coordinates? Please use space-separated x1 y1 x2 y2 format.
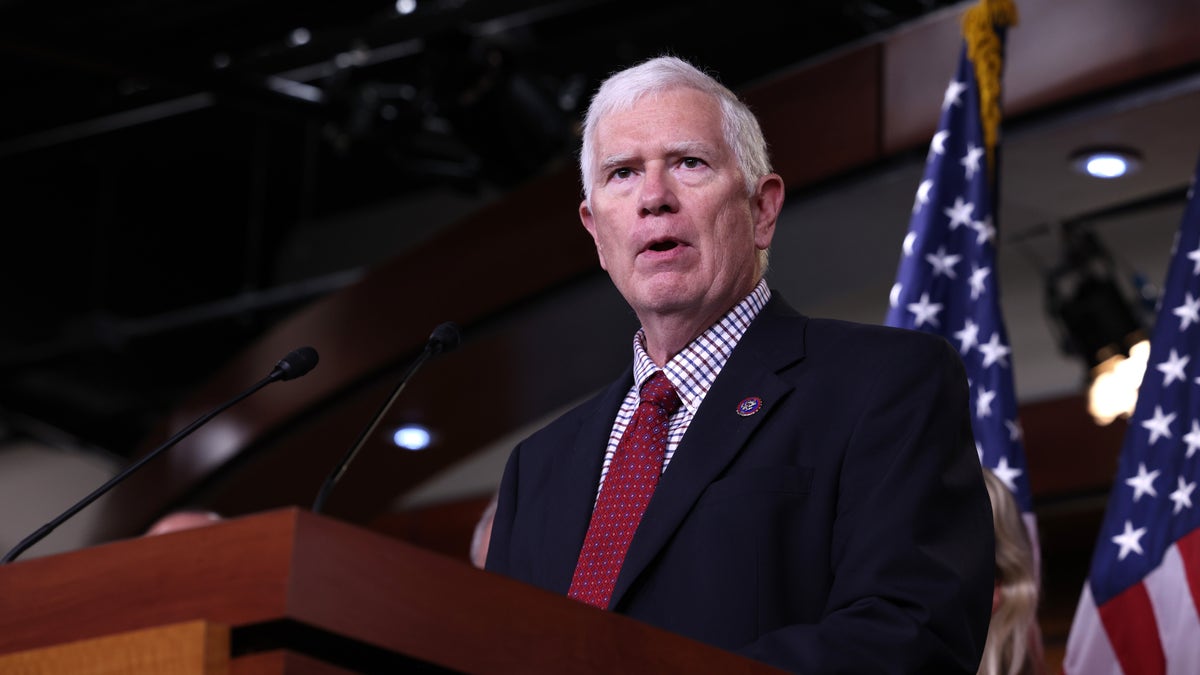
0 0 961 459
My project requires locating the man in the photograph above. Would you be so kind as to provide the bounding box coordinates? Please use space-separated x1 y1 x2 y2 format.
486 55 993 673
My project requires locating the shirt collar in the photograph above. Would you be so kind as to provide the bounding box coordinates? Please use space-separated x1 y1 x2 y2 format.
631 279 771 413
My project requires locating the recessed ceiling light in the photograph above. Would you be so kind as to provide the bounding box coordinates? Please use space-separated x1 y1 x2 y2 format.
288 27 311 48
392 424 432 451
1071 148 1142 179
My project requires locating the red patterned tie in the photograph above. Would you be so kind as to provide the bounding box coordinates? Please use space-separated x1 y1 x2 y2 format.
568 371 681 609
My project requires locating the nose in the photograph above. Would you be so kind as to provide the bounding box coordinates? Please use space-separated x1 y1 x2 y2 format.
638 164 680 217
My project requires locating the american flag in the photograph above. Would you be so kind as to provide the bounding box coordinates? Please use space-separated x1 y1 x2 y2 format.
883 29 1037 542
1063 155 1200 674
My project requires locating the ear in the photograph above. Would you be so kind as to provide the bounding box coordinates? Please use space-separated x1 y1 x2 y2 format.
751 173 785 251
579 199 608 270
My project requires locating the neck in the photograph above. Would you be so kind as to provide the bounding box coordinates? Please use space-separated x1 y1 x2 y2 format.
640 305 729 367
638 278 764 367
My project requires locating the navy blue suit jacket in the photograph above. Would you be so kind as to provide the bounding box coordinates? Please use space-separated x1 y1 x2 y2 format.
486 295 993 673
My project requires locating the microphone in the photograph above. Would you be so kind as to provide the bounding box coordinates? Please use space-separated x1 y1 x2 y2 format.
1 346 320 564
312 322 461 513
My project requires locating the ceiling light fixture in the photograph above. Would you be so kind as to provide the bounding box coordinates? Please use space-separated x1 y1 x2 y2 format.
392 424 432 451
288 27 311 48
1070 147 1142 179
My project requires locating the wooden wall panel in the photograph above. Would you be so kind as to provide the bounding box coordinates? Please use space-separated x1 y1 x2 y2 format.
746 46 883 188
883 0 1200 155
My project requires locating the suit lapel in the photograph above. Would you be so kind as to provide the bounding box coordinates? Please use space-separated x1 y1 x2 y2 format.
610 296 808 608
542 368 633 594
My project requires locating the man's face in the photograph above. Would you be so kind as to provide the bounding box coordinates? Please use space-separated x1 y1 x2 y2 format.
580 87 778 330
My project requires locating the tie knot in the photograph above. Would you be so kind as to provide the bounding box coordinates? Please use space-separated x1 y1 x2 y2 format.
640 371 681 414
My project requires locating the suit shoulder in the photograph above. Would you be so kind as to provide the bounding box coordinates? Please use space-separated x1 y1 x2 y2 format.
804 317 960 366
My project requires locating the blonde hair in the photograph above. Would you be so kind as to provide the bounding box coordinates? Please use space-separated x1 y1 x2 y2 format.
979 468 1040 675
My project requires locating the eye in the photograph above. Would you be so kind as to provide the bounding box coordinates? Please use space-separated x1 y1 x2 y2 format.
610 167 633 180
680 157 705 169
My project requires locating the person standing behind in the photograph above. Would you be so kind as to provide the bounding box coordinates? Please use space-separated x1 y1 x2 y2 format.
981 468 1045 675
485 55 993 673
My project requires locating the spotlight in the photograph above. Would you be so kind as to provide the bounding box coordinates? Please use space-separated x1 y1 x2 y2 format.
1045 227 1149 424
1070 147 1142 179
1088 339 1150 425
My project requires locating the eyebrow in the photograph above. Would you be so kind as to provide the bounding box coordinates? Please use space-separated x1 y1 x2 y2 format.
598 141 719 173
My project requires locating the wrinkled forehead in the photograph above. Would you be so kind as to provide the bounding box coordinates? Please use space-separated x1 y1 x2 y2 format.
591 87 724 145
595 84 716 125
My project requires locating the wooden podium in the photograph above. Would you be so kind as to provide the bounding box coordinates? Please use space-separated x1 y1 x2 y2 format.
0 508 784 674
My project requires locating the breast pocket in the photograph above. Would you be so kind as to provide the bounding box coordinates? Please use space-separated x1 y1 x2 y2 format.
697 465 814 506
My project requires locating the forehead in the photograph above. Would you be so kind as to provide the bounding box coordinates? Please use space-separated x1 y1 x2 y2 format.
592 87 726 153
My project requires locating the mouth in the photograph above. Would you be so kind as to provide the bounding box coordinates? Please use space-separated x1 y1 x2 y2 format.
642 237 684 254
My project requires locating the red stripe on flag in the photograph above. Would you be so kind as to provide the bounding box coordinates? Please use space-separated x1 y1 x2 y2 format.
1098 579 1166 675
1179 528 1200 621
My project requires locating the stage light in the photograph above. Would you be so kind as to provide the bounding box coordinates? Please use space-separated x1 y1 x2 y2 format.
1088 339 1150 425
1045 227 1150 425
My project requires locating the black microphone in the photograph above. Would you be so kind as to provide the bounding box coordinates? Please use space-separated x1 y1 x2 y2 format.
312 322 461 513
1 346 320 564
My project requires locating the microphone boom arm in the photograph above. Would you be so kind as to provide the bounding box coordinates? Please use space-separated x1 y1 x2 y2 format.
1 346 318 564
311 346 433 514
312 321 460 514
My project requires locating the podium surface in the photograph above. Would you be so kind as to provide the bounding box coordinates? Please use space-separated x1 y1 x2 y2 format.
0 508 783 673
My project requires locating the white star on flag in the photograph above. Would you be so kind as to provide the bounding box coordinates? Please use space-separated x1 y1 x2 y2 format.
913 180 933 214
976 387 996 418
1174 292 1200 330
972 216 996 245
1111 520 1147 561
929 129 949 158
925 247 962 278
1170 477 1195 514
1141 405 1176 445
906 293 943 327
943 197 974 230
942 80 967 110
961 144 984 180
1125 462 1160 502
953 319 980 354
1155 348 1190 386
991 455 1022 492
1185 420 1200 458
968 264 990 300
1005 419 1023 442
1188 244 1200 274
978 332 1011 368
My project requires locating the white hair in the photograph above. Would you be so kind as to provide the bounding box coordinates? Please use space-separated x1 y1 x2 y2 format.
578 55 773 202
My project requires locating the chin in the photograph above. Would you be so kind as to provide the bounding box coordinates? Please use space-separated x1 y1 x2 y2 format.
633 289 704 316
